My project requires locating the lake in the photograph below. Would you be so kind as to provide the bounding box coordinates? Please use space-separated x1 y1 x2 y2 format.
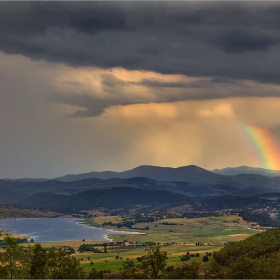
0 218 137 242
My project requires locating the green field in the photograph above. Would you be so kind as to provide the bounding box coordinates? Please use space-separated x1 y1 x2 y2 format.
99 214 261 244
1 214 263 273
74 214 262 272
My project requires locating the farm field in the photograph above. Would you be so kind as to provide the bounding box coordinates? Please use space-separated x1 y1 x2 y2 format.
75 214 263 272
0 214 264 273
91 214 262 244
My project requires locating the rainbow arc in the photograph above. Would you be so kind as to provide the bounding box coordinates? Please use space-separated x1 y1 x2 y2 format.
238 123 280 171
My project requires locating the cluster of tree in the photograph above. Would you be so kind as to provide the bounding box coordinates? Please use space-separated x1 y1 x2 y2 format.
160 222 182 226
180 255 191 262
133 217 155 223
182 212 221 218
121 245 168 279
212 228 280 278
131 226 149 230
0 237 28 245
78 244 101 253
119 245 201 279
51 246 75 255
0 236 84 279
238 211 280 227
103 220 135 229
180 251 207 262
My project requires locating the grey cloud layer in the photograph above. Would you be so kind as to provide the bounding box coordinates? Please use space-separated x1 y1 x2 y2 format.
1 2 280 82
2 2 280 117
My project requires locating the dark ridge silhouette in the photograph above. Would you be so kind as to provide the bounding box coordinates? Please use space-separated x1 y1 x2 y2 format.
17 187 195 213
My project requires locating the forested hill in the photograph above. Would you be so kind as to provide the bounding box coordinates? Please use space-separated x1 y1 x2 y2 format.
17 187 196 213
212 228 280 278
2 175 280 206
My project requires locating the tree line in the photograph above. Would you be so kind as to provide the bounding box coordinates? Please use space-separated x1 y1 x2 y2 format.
0 236 84 279
0 236 202 279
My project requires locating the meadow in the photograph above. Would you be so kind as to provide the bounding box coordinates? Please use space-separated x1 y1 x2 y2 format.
71 214 262 272
0 214 263 273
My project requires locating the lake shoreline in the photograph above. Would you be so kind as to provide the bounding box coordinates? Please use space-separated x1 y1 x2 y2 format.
0 217 143 243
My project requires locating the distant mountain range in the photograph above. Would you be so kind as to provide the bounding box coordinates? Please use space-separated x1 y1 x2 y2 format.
55 164 280 182
0 176 273 205
1 165 280 200
213 166 280 177
54 165 223 183
2 164 280 215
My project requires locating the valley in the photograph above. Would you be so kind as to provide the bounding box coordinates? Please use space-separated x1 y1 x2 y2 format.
1 164 280 277
0 213 264 274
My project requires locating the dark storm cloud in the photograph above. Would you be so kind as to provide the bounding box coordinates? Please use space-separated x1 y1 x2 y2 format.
139 78 209 89
210 78 236 84
215 29 280 53
1 2 280 82
0 2 127 36
2 1 280 117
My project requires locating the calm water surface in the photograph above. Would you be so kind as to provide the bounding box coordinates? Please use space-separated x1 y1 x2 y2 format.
0 218 136 242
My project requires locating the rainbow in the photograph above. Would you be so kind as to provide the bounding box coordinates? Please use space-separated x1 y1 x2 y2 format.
238 122 280 171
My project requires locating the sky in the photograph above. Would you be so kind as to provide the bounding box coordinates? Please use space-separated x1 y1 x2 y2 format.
2 1 280 178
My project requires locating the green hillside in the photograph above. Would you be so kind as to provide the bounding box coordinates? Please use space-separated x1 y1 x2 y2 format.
213 228 280 278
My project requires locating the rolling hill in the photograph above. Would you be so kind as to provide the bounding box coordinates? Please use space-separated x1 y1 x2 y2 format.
1 175 278 206
17 187 196 214
213 166 280 177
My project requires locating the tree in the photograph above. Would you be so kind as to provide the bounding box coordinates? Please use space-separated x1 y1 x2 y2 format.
203 260 226 279
228 256 256 279
29 244 48 279
0 236 30 279
141 245 168 279
47 249 85 279
122 260 146 279
87 267 103 279
180 255 190 262
164 262 200 279
122 245 167 279
202 255 208 262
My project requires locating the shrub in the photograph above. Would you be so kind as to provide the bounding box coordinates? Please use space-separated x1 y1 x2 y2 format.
180 255 191 262
203 255 209 262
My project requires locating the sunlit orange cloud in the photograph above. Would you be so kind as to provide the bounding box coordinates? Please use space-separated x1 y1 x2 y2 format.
110 103 178 119
198 104 235 118
54 66 206 96
110 68 197 83
55 66 188 86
